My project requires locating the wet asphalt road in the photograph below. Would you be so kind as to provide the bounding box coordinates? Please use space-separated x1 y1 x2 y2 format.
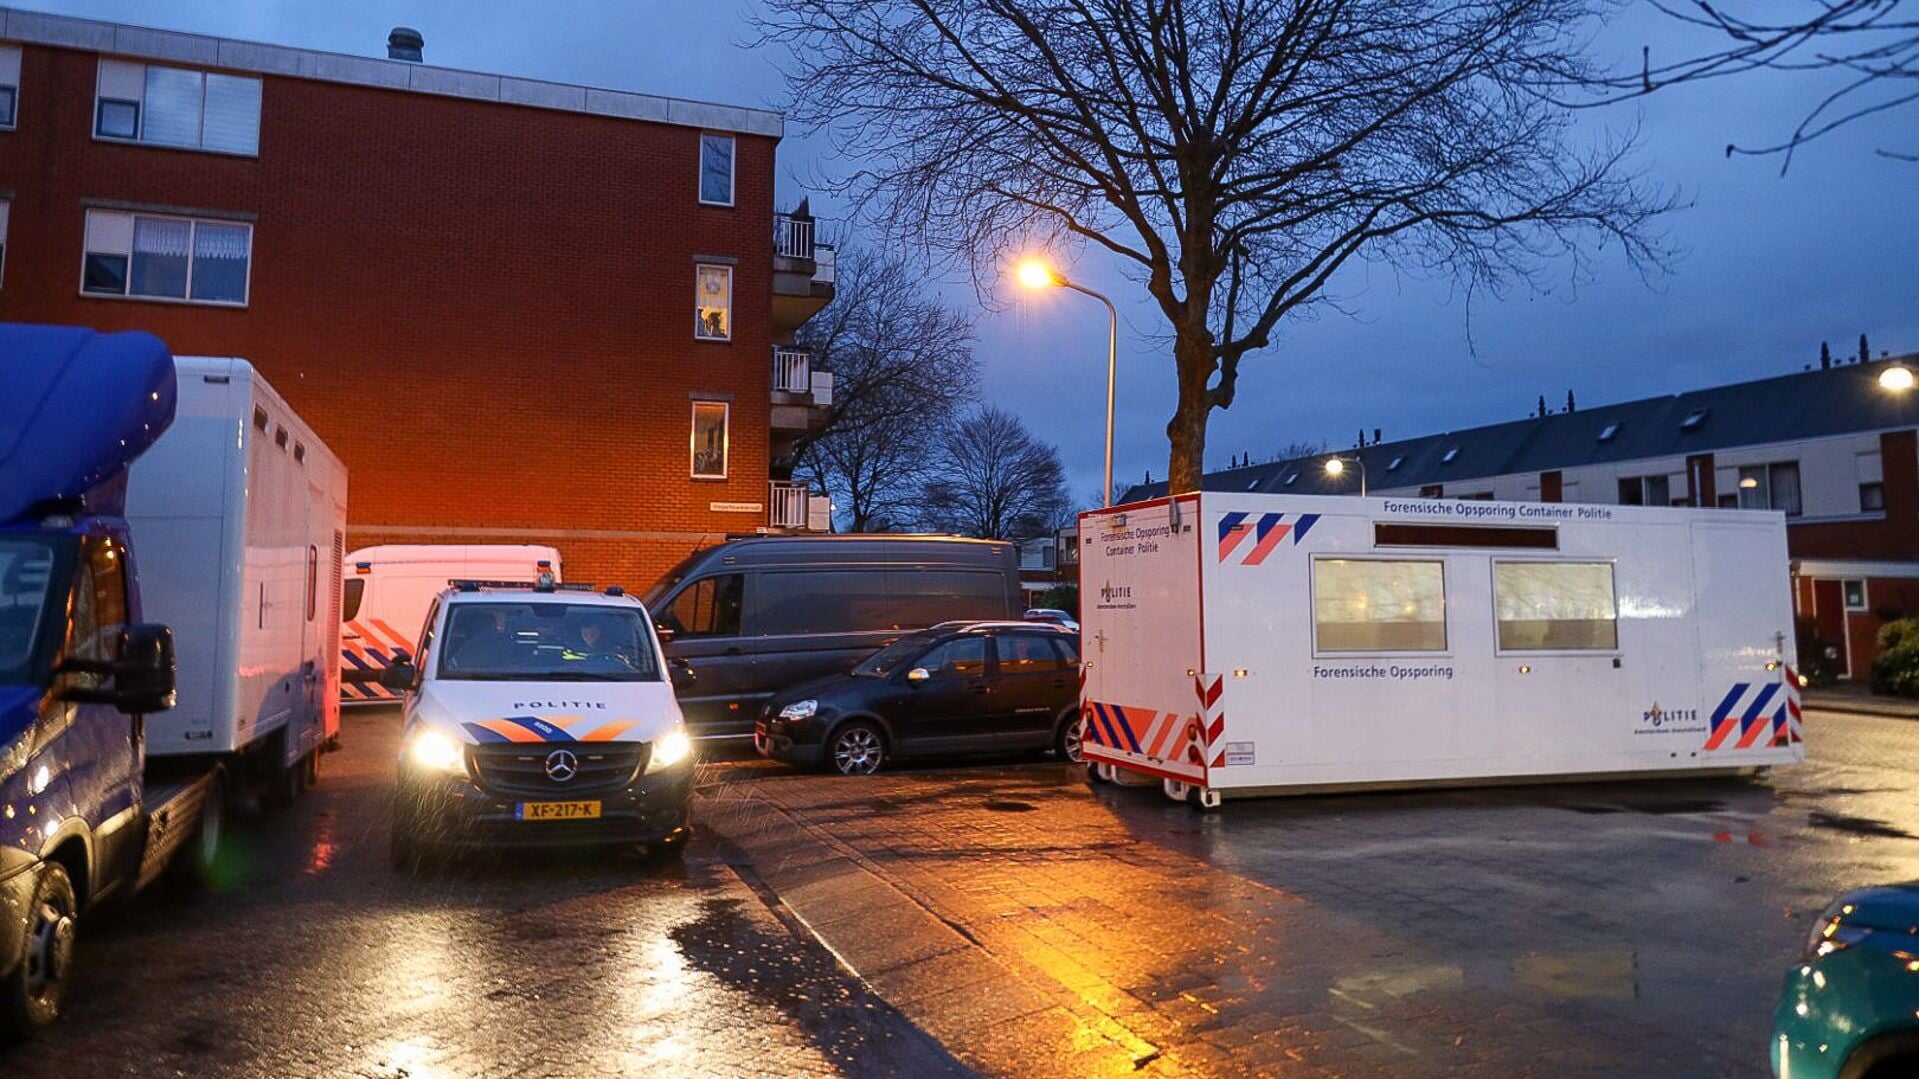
0 708 962 1079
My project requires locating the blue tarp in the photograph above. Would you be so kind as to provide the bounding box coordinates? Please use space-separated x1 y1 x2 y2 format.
0 323 177 521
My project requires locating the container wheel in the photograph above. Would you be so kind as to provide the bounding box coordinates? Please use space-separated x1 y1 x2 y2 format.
177 773 227 890
0 861 78 1042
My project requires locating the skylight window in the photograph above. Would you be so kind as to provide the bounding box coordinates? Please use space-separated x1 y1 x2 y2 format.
1597 423 1619 442
1681 408 1708 430
1282 473 1298 487
1387 456 1404 471
1248 478 1263 491
1441 446 1460 463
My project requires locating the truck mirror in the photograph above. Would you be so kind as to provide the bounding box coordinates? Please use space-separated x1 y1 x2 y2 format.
906 667 931 684
113 624 176 714
379 662 418 692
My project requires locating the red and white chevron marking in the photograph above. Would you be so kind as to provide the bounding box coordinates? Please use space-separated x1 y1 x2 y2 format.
1193 673 1227 769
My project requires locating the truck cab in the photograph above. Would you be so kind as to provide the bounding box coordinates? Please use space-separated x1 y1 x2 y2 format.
0 324 202 1040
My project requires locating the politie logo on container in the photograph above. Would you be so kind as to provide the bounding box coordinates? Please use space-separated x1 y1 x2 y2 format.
1217 512 1319 565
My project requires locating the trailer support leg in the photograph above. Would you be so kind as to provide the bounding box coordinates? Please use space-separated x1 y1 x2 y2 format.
1162 778 1189 803
1195 787 1222 811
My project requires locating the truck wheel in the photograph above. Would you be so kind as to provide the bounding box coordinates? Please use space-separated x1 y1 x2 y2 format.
827 722 886 776
270 749 310 808
0 862 78 1042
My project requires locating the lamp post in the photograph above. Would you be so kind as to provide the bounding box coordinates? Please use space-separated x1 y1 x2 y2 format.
1325 455 1367 497
1017 258 1119 507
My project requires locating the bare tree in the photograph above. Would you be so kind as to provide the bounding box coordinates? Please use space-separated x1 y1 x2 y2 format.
923 406 1070 541
792 247 980 530
759 0 1672 493
1589 2 1919 169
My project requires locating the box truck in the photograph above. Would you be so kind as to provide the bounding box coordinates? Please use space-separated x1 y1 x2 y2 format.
1078 493 1804 806
0 325 344 1038
339 544 560 703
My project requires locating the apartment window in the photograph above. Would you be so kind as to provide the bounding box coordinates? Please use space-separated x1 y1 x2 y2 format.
691 401 729 479
82 209 252 305
1312 558 1448 653
1857 450 1884 512
1493 561 1618 651
1387 456 1404 471
695 264 732 340
1844 580 1868 611
1596 423 1619 442
95 59 261 155
0 45 20 130
1861 482 1886 512
1616 474 1670 506
1737 462 1802 516
699 134 734 206
1681 408 1708 430
1441 446 1460 463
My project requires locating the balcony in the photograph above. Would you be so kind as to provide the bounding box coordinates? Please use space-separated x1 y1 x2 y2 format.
771 347 834 431
769 481 831 531
772 209 836 336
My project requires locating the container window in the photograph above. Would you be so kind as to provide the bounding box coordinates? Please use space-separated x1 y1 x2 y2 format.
1493 561 1618 651
305 545 318 622
1312 559 1447 653
253 406 269 431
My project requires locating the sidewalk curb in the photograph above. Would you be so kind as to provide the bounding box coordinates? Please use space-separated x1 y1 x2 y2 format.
1803 697 1919 721
697 784 1161 1076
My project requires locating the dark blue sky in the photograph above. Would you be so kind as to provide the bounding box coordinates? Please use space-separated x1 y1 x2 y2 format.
33 1 1919 498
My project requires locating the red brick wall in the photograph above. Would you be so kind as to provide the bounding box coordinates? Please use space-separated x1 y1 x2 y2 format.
0 44 778 593
1789 431 1919 561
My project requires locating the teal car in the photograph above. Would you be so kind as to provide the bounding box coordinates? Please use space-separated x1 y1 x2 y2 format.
1774 883 1919 1078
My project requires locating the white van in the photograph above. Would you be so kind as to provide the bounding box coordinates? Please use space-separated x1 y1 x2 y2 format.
383 580 694 865
340 544 560 703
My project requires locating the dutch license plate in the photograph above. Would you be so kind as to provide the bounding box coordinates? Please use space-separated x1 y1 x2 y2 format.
515 800 601 821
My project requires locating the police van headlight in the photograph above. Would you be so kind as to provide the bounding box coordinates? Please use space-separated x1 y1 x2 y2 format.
645 725 694 773
779 699 818 722
407 729 468 777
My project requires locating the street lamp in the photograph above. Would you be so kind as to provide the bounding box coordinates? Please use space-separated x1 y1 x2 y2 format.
1879 364 1914 392
1324 455 1367 497
1016 257 1119 507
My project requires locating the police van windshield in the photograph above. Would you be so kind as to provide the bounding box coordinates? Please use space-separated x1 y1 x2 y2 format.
437 602 660 682
0 538 61 685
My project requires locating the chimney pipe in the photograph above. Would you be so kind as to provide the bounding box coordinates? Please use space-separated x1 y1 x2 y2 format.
388 27 424 62
1373 428 1382 444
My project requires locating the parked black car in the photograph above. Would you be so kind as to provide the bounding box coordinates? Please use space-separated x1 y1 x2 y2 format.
641 535 1022 741
756 621 1082 775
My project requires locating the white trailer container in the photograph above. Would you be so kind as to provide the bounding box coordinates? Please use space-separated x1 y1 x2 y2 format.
1079 493 1804 805
338 544 560 702
125 358 347 788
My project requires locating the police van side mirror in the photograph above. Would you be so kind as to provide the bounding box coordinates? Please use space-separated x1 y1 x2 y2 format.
380 662 418 692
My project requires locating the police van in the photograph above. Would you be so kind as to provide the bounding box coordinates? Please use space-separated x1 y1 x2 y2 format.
381 579 695 865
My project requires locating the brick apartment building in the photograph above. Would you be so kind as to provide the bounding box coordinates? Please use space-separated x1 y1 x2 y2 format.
1126 353 1919 680
0 8 835 591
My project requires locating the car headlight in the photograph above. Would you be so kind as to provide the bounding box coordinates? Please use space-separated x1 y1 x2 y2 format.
407 729 468 776
779 699 818 721
645 725 694 773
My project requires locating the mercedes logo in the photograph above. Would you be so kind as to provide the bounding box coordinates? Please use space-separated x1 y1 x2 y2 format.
544 749 579 783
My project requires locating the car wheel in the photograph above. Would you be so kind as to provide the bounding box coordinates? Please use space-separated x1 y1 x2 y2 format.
1055 713 1086 764
646 831 690 863
828 722 886 776
0 861 78 1042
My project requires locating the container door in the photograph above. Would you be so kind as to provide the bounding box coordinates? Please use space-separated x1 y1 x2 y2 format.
1692 521 1796 758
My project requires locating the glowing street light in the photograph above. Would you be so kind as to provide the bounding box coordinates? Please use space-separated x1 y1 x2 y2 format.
1324 455 1367 497
1017 257 1119 506
1879 364 1915 392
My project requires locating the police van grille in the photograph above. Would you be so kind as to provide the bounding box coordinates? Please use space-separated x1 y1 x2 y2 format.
468 744 649 795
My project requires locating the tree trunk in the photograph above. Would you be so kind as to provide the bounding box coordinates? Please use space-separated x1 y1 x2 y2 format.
1165 326 1213 493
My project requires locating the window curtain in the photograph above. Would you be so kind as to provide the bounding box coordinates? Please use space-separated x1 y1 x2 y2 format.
130 216 191 298
190 222 251 302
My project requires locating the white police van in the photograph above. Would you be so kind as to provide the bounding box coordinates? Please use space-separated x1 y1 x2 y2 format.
382 578 695 865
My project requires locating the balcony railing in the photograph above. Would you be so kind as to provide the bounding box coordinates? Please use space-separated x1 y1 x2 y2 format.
773 348 812 394
774 213 815 261
770 481 811 529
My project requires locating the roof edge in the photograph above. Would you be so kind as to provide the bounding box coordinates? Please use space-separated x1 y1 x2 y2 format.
0 5 785 138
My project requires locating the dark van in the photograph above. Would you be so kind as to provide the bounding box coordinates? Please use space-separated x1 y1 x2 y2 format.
639 535 1021 739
